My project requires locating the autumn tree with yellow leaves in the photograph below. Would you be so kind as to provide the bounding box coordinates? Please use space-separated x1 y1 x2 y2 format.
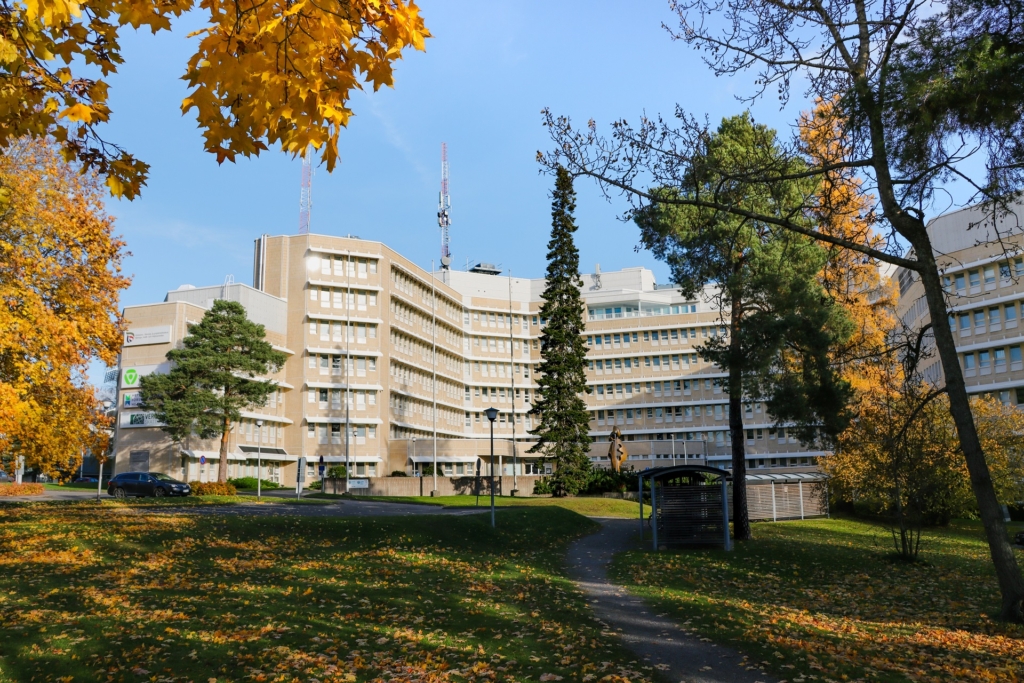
0 0 430 198
0 137 129 477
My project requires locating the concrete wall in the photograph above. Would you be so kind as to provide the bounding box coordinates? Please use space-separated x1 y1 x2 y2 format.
323 475 548 497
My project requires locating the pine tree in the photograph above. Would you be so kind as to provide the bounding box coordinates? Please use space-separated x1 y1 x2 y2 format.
635 114 853 540
140 300 286 483
528 167 593 496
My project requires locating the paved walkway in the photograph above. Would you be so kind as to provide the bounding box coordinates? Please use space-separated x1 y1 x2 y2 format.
567 519 774 683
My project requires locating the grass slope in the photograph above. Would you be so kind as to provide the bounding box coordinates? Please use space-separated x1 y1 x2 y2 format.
0 505 653 683
358 495 640 519
610 517 1024 683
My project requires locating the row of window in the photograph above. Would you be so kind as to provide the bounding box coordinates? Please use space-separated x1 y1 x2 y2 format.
593 378 724 400
464 310 530 330
309 354 377 375
238 419 284 444
465 335 530 356
587 327 725 349
308 388 377 409
390 300 461 346
390 331 461 374
391 268 461 323
389 394 462 427
308 254 378 278
962 344 1024 375
309 320 378 342
466 360 530 379
588 303 699 320
388 361 461 401
943 258 1024 295
309 287 378 309
590 354 704 373
464 411 530 428
950 302 1021 336
465 385 532 404
594 404 730 423
307 422 376 444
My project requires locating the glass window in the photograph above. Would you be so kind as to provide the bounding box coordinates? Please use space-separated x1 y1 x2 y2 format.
969 270 981 287
979 350 991 368
1006 304 1018 322
974 310 985 327
955 273 966 291
964 353 975 370
1011 346 1022 363
995 348 1007 368
985 267 996 284
990 308 1002 324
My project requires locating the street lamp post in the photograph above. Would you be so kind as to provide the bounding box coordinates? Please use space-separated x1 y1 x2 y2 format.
256 419 263 501
485 407 498 528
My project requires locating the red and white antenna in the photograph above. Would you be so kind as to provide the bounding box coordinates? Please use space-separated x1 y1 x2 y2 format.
437 143 451 268
298 150 313 234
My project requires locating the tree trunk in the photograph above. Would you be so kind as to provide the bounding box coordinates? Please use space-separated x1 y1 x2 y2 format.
218 414 230 484
729 295 751 541
914 235 1024 620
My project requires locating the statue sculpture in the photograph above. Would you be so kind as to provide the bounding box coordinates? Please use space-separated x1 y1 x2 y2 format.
607 426 629 473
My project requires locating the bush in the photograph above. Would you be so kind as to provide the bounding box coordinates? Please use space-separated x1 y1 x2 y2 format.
326 465 347 479
533 477 553 495
583 468 638 495
308 480 322 490
0 483 44 496
227 477 281 490
191 481 236 496
390 470 408 477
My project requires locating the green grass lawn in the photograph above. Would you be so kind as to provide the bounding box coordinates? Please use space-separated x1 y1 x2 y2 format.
357 495 641 519
610 516 1024 683
0 504 654 683
43 482 100 490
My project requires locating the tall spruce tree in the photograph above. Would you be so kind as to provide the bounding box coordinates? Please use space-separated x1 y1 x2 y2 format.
529 167 593 496
140 300 286 483
634 114 852 540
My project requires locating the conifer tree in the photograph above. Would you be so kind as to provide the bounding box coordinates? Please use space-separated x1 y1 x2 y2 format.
141 300 286 483
529 167 593 496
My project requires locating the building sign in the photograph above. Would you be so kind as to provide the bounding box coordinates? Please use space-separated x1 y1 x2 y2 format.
120 363 170 389
119 411 164 428
348 478 370 489
123 326 172 347
122 391 143 408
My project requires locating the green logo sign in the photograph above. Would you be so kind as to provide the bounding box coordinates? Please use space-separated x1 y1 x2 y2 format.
124 368 138 386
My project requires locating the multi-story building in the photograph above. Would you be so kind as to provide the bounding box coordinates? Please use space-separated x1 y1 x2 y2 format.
112 233 822 485
896 200 1024 401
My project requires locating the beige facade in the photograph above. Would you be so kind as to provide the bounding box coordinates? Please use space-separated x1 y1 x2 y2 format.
112 233 820 486
896 201 1024 402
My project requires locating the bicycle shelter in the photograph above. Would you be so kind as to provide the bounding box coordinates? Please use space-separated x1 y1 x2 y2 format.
638 465 732 551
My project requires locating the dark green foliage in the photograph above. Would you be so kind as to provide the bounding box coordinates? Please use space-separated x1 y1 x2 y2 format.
529 167 592 497
583 467 639 495
390 470 409 477
886 0 1024 197
227 477 282 490
327 465 348 479
635 114 853 538
140 299 286 482
532 477 554 495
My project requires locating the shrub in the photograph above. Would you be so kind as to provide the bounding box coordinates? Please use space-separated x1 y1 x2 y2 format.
308 480 322 490
227 477 281 490
533 477 553 495
583 468 639 495
326 465 347 479
0 483 45 496
390 470 408 477
191 481 236 496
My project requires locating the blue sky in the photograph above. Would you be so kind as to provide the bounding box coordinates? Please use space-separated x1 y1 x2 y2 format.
103 0 811 309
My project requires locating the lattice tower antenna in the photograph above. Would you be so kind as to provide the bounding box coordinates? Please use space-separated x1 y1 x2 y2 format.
437 143 452 268
298 149 313 234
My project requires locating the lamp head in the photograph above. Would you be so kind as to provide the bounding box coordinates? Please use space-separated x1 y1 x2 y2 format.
256 420 263 428
484 407 498 422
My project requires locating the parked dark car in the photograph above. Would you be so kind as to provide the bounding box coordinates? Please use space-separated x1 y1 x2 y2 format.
73 476 98 483
107 472 191 498
1015 531 1024 547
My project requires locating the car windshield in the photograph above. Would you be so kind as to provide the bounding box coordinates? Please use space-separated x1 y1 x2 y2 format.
150 473 177 482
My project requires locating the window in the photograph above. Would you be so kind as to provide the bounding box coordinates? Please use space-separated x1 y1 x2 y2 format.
1012 346 1023 364
985 267 996 285
955 273 966 291
990 307 1002 326
964 353 975 370
995 348 1007 370
979 350 991 369
969 270 981 288
974 310 985 328
1006 304 1018 326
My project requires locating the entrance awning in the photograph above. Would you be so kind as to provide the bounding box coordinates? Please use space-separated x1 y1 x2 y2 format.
181 449 247 462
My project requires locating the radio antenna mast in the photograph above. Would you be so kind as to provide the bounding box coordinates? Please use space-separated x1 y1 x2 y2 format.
437 143 451 269
298 149 313 234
